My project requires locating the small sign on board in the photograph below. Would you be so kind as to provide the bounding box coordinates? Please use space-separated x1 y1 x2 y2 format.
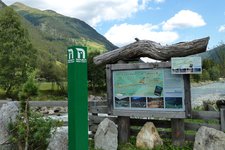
171 57 202 74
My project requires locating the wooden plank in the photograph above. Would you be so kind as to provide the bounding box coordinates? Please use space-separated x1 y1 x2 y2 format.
183 75 192 118
171 119 185 147
113 110 186 118
130 119 171 128
29 101 68 107
220 108 225 131
191 111 220 120
106 64 113 114
89 115 117 124
88 106 108 114
185 122 220 131
1 100 108 108
88 100 107 107
118 116 130 144
111 62 171 70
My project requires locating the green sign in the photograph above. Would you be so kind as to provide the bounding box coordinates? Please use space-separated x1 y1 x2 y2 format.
67 46 88 150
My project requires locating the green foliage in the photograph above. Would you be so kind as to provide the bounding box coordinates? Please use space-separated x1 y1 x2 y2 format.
8 72 62 149
19 71 39 113
10 2 116 65
89 137 193 150
208 65 220 81
0 7 37 98
201 70 210 81
38 59 67 95
21 71 39 97
8 111 61 150
88 51 106 94
191 59 221 82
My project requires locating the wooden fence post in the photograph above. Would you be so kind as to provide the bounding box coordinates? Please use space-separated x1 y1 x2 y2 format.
171 118 185 146
220 108 225 131
118 116 130 144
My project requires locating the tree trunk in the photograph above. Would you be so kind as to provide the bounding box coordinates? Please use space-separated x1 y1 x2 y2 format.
93 37 209 65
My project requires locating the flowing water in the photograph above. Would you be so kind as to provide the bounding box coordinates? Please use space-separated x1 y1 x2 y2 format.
191 81 225 107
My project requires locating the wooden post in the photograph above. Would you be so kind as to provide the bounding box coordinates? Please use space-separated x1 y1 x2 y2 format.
184 75 192 118
220 108 225 131
171 118 185 146
118 116 130 144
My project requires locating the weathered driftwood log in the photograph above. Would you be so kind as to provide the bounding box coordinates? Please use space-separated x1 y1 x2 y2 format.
93 37 210 65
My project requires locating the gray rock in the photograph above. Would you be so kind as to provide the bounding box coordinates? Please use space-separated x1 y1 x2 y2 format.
94 118 118 150
194 126 225 150
47 126 68 150
136 122 163 149
0 102 19 149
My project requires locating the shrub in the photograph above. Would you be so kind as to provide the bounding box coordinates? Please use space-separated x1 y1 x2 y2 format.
8 111 61 150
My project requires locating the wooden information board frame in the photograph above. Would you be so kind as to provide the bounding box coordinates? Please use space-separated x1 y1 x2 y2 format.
106 62 192 118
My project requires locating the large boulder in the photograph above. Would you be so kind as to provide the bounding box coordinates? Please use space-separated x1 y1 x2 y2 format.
194 126 225 150
136 122 163 149
0 102 19 149
94 118 118 150
47 126 68 150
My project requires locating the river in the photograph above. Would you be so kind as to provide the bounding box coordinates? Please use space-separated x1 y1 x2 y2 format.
191 81 225 107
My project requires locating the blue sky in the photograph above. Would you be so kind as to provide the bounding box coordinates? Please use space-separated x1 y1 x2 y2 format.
3 0 225 49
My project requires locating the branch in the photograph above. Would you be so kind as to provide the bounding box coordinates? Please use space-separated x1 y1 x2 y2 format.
93 37 210 65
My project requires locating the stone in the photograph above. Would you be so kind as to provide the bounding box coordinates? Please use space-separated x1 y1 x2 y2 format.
136 122 163 149
0 102 19 149
47 126 68 150
40 106 48 114
94 118 118 150
194 126 225 150
48 109 54 115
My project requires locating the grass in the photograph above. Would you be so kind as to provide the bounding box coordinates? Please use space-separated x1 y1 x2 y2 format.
0 82 67 100
89 137 193 150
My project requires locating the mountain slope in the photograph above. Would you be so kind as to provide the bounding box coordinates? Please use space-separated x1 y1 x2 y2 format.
196 44 225 64
10 2 117 63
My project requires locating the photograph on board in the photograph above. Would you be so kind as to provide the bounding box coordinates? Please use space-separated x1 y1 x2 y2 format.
115 96 130 108
131 97 146 108
147 97 164 108
165 97 183 109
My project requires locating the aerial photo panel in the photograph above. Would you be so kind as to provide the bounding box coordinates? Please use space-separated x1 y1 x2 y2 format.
165 97 183 109
131 97 147 108
115 96 130 108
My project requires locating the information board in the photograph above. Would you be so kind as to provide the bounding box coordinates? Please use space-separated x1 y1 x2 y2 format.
171 57 202 74
113 69 185 111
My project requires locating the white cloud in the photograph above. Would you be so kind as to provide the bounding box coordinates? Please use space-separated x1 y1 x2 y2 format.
104 23 179 46
3 0 166 27
3 0 158 27
162 10 206 31
154 0 165 3
219 25 225 32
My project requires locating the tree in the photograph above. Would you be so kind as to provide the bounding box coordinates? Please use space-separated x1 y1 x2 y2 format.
88 51 106 94
0 7 36 98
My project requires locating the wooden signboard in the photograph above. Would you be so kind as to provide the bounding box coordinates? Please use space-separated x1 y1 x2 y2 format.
106 62 191 118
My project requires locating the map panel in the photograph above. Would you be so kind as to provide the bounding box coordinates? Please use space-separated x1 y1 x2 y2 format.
113 69 164 97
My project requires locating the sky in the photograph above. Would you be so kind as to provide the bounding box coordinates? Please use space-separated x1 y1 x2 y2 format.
2 0 225 49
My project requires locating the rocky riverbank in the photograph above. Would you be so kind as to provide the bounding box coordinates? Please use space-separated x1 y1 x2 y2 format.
191 79 225 108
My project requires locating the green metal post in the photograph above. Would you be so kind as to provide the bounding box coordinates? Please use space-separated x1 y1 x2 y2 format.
67 46 88 150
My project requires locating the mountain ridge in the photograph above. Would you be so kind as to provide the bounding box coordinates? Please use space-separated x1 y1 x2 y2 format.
0 2 117 63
